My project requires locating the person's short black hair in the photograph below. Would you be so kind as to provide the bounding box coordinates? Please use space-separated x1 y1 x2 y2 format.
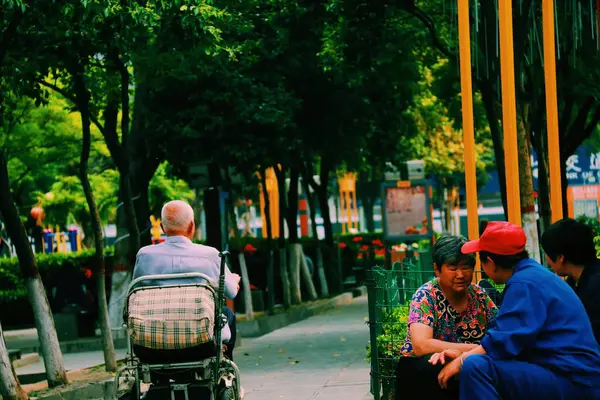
479 250 529 270
541 218 597 265
479 219 489 235
432 235 476 269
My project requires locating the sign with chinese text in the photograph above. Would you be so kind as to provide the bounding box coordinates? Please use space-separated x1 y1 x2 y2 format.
381 180 433 241
532 146 600 187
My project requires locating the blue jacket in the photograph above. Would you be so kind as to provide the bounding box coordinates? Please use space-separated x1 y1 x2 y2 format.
481 258 600 387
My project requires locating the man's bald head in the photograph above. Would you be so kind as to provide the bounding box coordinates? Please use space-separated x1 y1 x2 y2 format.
161 200 195 238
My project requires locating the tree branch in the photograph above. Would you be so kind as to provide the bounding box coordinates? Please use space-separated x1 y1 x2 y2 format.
565 100 598 155
404 6 456 61
564 105 600 156
36 79 106 135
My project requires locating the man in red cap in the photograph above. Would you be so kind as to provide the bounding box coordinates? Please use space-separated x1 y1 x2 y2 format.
429 221 600 400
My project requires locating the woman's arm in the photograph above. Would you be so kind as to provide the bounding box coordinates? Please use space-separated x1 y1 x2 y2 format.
411 323 479 356
437 345 487 388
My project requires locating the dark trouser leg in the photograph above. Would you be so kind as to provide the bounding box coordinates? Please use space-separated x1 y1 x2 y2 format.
222 306 236 360
396 355 459 400
460 355 597 400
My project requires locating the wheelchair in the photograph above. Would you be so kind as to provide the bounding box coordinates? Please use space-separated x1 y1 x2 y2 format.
115 249 243 400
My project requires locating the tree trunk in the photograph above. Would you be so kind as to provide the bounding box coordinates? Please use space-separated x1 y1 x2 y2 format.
364 198 375 233
315 246 329 298
560 154 570 219
238 253 253 320
302 170 319 240
299 246 318 301
518 116 541 262
0 322 28 400
120 172 141 266
129 80 161 248
533 129 552 234
259 169 275 313
223 168 240 240
273 165 291 308
131 175 153 247
204 187 222 249
287 165 300 242
108 81 160 328
74 73 117 372
316 161 333 246
204 163 223 249
358 172 377 233
279 248 291 308
480 84 509 218
266 250 275 314
288 244 302 305
0 152 68 388
116 55 141 266
301 168 329 297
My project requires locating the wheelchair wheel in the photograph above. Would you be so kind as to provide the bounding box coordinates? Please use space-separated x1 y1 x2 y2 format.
218 386 237 400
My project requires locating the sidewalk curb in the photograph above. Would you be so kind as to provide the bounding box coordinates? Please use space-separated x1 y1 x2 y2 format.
29 377 116 400
14 337 128 356
237 286 366 339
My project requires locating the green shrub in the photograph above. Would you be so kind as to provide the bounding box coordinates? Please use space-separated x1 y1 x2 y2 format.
0 248 114 306
365 305 409 363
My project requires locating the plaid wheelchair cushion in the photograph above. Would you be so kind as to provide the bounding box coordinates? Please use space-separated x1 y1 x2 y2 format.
127 285 215 350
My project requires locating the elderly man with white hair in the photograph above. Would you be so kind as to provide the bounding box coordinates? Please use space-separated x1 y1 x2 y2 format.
132 200 241 360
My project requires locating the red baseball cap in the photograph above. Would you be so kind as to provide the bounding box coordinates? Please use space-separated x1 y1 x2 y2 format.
461 221 527 255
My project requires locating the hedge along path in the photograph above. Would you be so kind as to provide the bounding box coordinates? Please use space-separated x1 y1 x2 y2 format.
0 152 68 388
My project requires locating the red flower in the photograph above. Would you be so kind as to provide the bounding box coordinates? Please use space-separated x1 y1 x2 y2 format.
357 253 364 259
84 269 92 279
371 239 384 247
243 243 258 254
360 245 369 251
352 236 363 242
374 249 385 256
338 242 347 249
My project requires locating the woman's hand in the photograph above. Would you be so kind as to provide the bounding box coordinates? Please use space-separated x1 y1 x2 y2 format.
428 349 462 365
438 357 463 389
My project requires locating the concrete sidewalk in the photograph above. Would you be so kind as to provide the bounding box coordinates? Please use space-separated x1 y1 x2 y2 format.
5 287 365 356
234 295 373 400
19 295 374 400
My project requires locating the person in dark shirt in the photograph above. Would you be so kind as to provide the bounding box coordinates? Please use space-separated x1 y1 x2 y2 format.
429 221 600 400
541 218 600 345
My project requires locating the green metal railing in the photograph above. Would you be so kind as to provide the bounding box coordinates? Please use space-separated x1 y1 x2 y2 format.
366 253 436 400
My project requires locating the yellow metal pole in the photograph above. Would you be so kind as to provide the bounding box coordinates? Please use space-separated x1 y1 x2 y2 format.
498 0 522 226
345 189 351 233
458 0 480 277
458 0 479 241
351 185 359 231
339 182 346 234
543 0 563 222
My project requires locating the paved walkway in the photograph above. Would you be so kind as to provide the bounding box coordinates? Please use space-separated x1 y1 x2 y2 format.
15 349 127 375
234 296 373 400
11 295 374 399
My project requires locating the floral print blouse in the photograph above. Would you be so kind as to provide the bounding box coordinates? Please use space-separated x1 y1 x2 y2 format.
401 278 498 357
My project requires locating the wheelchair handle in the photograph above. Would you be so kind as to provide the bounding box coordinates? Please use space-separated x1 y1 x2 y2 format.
128 272 216 294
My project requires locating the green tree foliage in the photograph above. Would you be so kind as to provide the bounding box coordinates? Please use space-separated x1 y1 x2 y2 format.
0 94 110 213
